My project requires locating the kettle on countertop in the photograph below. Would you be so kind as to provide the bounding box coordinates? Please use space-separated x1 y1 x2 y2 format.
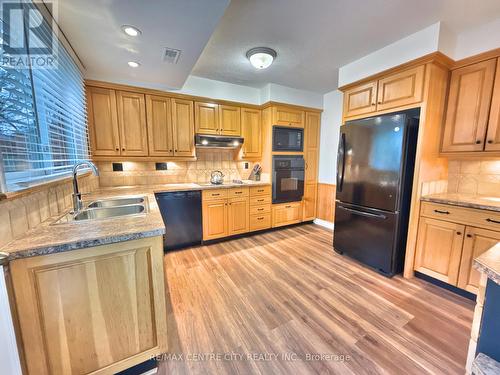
210 170 225 185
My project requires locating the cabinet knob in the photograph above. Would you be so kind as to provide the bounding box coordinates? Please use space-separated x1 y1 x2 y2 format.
466 234 473 238
456 231 462 235
169 149 173 152
115 147 119 151
488 140 494 144
175 149 178 152
378 101 382 104
122 148 125 151
476 140 482 144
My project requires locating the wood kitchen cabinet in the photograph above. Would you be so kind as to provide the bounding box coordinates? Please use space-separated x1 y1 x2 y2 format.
457 227 500 294
441 58 497 153
343 81 378 118
219 105 241 136
484 58 500 151
171 98 195 157
116 91 149 156
303 111 320 221
241 107 262 158
414 217 465 285
146 95 173 156
376 65 425 111
87 87 120 156
271 105 305 128
10 236 168 375
228 197 249 235
272 202 302 228
195 101 219 135
202 199 229 240
249 186 272 232
302 183 317 222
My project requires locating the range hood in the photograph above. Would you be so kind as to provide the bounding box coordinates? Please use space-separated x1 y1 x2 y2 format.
195 134 244 149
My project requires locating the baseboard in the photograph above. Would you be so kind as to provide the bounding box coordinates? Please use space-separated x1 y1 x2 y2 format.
313 218 334 230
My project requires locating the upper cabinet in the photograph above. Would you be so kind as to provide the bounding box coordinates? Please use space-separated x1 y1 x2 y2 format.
485 58 500 151
342 66 426 120
146 95 173 157
272 105 305 128
219 105 241 136
87 87 120 156
116 91 149 156
304 112 320 184
171 99 195 157
441 58 497 153
241 107 261 158
194 101 219 135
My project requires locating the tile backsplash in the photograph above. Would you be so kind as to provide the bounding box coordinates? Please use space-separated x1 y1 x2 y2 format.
98 150 260 187
447 159 500 196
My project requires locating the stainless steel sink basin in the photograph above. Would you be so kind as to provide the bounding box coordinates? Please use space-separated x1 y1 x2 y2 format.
87 197 144 208
73 205 145 221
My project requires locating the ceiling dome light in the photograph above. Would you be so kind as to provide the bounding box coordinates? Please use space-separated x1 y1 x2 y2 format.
127 61 140 68
246 47 276 69
121 25 141 37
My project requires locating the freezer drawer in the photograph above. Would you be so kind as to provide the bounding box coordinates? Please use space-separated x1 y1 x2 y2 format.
333 202 399 276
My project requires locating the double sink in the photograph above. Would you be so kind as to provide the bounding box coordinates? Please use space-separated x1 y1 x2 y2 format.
53 196 148 224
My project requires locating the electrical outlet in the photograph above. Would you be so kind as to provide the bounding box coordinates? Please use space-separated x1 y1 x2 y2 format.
155 162 168 171
112 163 123 172
244 162 249 169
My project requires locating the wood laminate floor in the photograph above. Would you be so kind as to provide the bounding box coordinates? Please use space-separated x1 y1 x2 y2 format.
158 224 474 375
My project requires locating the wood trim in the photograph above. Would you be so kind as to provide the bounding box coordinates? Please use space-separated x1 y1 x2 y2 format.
85 80 323 112
452 47 500 69
338 51 454 91
316 183 336 223
91 155 197 162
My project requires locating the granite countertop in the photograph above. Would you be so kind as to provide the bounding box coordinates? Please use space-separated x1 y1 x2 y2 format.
474 242 500 285
1 181 270 261
421 193 500 213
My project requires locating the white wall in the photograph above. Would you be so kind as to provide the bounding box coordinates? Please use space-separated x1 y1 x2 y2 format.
262 83 324 109
318 90 342 184
454 17 500 60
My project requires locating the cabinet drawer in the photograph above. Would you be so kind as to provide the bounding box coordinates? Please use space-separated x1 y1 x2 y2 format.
249 213 271 231
250 195 271 206
250 185 271 196
421 201 500 231
272 202 302 228
202 189 228 201
228 187 249 198
250 204 271 215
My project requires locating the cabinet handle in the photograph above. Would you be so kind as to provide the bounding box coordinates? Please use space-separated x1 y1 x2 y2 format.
257 217 264 220
488 140 494 144
466 234 473 238
434 209 450 215
258 189 264 192
235 191 242 194
476 140 482 144
122 148 125 151
229 203 232 205
456 231 462 235
257 208 264 211
486 218 500 224
257 199 264 202
285 205 291 208
378 101 382 104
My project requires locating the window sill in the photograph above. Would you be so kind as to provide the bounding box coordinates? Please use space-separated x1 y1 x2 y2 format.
0 171 93 202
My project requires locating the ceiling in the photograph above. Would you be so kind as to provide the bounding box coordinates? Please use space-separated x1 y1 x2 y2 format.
192 0 500 93
58 0 500 94
57 0 230 89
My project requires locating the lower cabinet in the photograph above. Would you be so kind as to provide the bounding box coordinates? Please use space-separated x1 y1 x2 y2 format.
202 198 229 240
302 183 317 221
10 236 168 375
414 202 500 294
272 202 303 228
228 197 249 235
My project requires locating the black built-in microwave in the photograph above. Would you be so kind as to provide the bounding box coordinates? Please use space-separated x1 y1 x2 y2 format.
272 126 303 152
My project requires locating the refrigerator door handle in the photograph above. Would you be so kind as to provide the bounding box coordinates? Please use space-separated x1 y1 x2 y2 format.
336 132 346 192
338 205 387 220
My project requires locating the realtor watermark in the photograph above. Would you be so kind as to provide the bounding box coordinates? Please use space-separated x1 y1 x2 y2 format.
153 352 352 363
1 0 58 69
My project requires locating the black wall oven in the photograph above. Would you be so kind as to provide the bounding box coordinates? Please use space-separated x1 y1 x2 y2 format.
272 155 305 203
272 126 303 152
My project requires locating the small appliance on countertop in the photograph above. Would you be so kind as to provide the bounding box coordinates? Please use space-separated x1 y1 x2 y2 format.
210 170 224 185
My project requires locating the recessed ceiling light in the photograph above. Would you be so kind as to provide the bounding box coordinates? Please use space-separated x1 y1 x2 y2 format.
127 61 140 68
121 25 141 37
246 47 277 70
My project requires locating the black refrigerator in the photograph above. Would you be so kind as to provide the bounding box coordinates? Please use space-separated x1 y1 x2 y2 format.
333 109 419 276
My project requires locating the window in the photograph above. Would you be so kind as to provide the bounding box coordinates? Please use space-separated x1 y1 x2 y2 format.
0 0 89 192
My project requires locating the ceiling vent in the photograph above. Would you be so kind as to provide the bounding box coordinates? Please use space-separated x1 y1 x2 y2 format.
162 47 181 64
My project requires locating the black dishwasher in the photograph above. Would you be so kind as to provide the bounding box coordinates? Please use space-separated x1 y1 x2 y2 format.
155 191 202 250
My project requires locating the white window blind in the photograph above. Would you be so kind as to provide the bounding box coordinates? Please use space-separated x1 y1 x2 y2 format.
0 0 90 192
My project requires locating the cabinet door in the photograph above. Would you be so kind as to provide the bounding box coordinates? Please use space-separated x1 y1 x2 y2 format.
441 59 496 152
458 227 500 294
195 102 219 135
116 91 148 156
202 199 228 240
304 112 320 184
272 106 305 128
10 237 167 375
228 197 249 235
87 87 120 156
343 81 377 118
485 58 500 151
171 98 195 157
146 95 173 156
272 202 302 228
414 217 465 285
376 65 425 111
302 183 317 221
241 108 261 158
219 105 241 136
